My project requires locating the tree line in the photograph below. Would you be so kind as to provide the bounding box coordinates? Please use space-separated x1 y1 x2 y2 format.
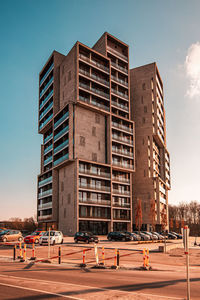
0 217 37 233
169 201 200 236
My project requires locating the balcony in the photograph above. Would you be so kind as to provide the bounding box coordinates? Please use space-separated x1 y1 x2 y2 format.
40 90 53 110
79 68 109 87
38 202 52 210
111 101 129 112
112 188 130 195
44 133 53 144
160 196 166 204
111 88 128 100
111 61 128 74
112 121 133 133
79 183 111 192
54 126 69 142
113 202 130 208
79 168 110 179
53 153 69 166
38 176 53 187
44 144 53 155
159 185 166 195
79 199 111 206
79 82 110 100
40 63 54 86
79 54 109 73
113 215 130 221
40 77 54 98
44 156 53 166
54 112 69 129
39 102 53 121
79 214 111 220
79 95 110 112
112 176 130 184
112 148 133 158
112 134 133 145
111 75 128 87
107 46 128 62
112 160 134 170
54 140 69 155
39 114 53 130
38 189 52 198
38 214 52 221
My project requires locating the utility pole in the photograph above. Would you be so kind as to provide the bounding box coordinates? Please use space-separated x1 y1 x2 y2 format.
183 225 190 300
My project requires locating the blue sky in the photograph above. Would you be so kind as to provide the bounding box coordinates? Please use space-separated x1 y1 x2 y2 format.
1 0 200 220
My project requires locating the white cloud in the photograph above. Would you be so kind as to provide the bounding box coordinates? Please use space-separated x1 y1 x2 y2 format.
185 42 200 98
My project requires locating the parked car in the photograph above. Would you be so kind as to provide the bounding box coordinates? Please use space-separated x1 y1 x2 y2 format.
133 231 151 241
142 231 158 240
152 232 164 240
171 232 183 239
0 230 23 243
24 230 45 244
39 231 63 245
125 232 142 241
107 231 132 242
74 232 99 244
167 232 177 239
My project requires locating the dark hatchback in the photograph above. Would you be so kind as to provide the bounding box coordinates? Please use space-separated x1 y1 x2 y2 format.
107 231 131 241
74 232 99 244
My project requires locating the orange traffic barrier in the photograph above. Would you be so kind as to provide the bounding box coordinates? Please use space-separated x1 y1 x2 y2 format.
83 250 86 265
114 248 117 267
143 249 146 267
30 243 36 260
102 246 105 265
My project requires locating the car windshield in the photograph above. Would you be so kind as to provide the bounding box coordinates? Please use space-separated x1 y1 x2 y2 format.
43 231 55 236
0 230 9 235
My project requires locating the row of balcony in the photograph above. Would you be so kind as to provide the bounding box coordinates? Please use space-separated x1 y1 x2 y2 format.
54 112 69 129
38 214 52 221
79 168 110 178
38 202 52 210
39 113 53 130
40 90 53 110
44 156 53 166
112 121 133 133
40 77 54 98
111 75 128 87
53 153 69 166
111 100 129 112
54 126 69 142
79 199 130 208
112 176 130 183
79 183 111 192
39 102 53 121
38 189 52 198
38 176 52 188
54 139 69 154
111 88 128 100
44 133 53 144
79 53 109 73
112 188 130 195
40 63 54 86
44 144 53 155
112 160 134 170
79 68 109 87
79 82 110 100
111 61 128 74
107 46 128 62
112 134 133 145
112 147 133 158
79 95 110 112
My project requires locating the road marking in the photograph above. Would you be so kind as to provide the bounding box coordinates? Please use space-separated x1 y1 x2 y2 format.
0 282 82 299
0 274 184 299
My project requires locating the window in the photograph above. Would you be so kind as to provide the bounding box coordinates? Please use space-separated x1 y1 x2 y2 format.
95 114 100 124
80 136 85 146
92 153 97 162
68 71 71 82
98 141 101 150
92 127 96 137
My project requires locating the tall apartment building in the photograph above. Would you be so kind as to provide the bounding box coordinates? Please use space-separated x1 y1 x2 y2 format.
37 33 135 235
130 63 171 231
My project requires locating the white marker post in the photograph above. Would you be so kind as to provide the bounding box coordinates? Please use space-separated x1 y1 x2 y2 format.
94 243 99 265
48 227 50 259
183 225 190 300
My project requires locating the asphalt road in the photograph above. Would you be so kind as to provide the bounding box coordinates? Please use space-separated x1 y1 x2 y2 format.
0 261 199 299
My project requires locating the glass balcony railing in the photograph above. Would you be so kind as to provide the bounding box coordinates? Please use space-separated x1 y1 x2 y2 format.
112 160 134 170
54 140 69 154
53 153 69 166
79 168 110 178
40 90 53 109
79 68 110 87
39 102 53 121
79 95 110 112
54 126 69 142
112 148 133 158
40 77 54 98
44 156 53 166
38 214 52 220
111 75 128 86
111 61 128 74
40 63 54 86
112 134 133 145
107 46 128 61
112 188 130 195
111 101 129 111
79 198 111 206
38 176 53 187
38 189 52 198
112 121 133 133
112 176 130 183
44 144 53 155
79 183 111 192
113 202 130 208
54 112 69 129
39 114 53 130
38 202 52 210
44 133 53 144
79 54 109 73
111 88 128 100
79 82 110 100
